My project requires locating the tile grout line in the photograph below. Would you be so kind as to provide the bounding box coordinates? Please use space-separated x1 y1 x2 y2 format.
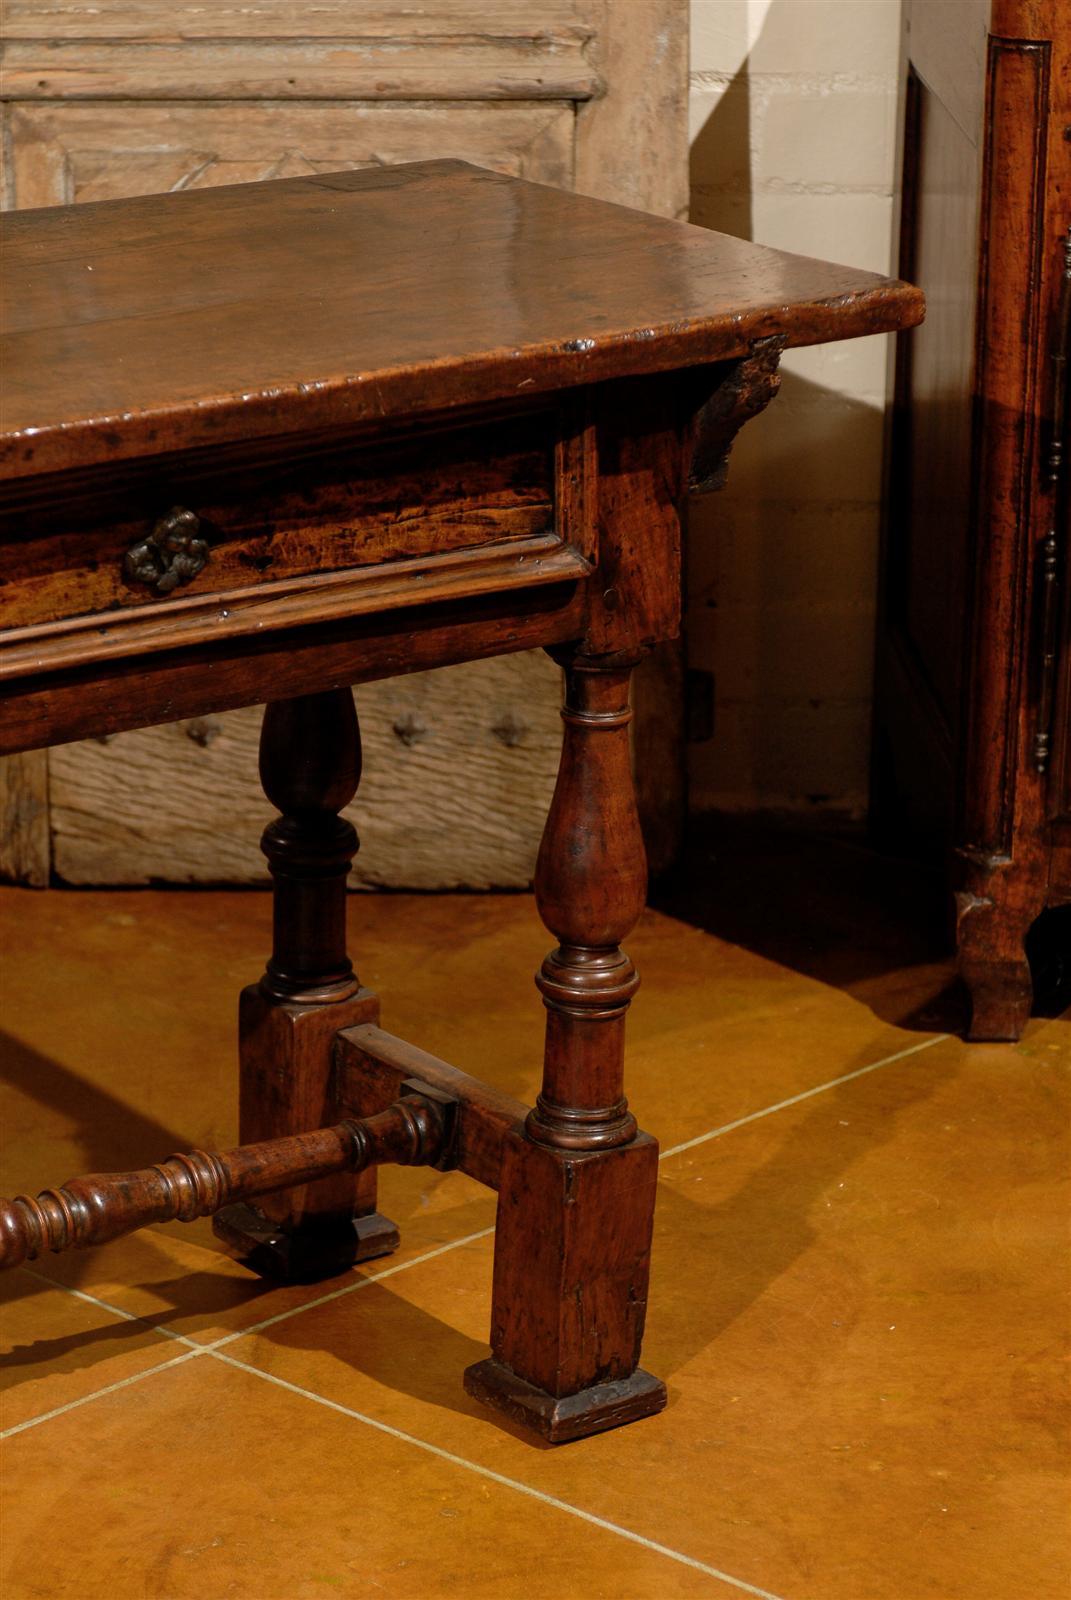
2 1228 500 1437
201 1032 948 1348
206 1223 497 1350
0 1347 201 1441
4 1031 950 1441
657 1033 950 1162
19 1268 205 1350
205 1344 789 1600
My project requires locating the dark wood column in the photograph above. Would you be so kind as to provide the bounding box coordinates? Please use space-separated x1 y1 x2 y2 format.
213 689 400 1280
527 654 646 1150
465 651 666 1441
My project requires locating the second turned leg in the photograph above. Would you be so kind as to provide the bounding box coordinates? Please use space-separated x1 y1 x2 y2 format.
213 688 400 1280
465 653 667 1441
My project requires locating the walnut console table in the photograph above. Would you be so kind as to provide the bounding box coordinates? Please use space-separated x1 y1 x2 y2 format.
0 162 922 1442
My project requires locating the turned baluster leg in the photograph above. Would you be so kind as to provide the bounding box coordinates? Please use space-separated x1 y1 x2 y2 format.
465 653 667 1442
213 688 400 1280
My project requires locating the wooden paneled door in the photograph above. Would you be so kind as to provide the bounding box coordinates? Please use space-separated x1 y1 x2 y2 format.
0 1 688 888
874 0 1071 1037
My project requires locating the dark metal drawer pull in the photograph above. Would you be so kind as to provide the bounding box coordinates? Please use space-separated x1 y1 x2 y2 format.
124 505 208 594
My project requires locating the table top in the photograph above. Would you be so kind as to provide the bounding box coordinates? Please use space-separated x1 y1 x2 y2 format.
0 159 924 481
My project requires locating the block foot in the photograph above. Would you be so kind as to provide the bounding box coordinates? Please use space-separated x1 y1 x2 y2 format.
463 1358 666 1444
213 1201 399 1283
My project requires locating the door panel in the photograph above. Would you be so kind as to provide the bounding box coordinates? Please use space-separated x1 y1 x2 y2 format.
4 102 577 210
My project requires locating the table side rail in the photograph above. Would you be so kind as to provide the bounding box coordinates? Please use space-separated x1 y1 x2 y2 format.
335 1023 529 1192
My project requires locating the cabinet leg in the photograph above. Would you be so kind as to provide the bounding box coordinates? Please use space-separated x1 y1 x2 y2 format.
957 888 1036 1042
465 654 667 1441
213 690 399 1280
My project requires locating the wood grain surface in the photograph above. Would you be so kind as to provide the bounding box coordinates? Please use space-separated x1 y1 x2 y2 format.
0 2 681 891
0 414 555 632
0 160 924 480
48 660 564 887
876 0 1070 1039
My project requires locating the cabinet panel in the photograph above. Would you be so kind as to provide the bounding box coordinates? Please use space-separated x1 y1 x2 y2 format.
878 0 1071 1036
4 102 576 210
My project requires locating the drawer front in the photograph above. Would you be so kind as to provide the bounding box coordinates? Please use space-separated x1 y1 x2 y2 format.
0 414 557 630
0 405 595 681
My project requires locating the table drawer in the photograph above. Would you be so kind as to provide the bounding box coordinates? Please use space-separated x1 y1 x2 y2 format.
2 412 559 630
0 407 594 679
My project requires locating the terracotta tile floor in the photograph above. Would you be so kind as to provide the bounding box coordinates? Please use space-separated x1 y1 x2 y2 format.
1 862 1067 1599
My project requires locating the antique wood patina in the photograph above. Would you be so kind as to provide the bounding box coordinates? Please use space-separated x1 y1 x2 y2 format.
875 0 1070 1038
0 161 923 1441
0 0 690 893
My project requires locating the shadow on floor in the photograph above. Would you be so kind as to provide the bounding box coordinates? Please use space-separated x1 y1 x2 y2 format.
245 1023 958 1434
652 815 965 1035
0 1031 188 1175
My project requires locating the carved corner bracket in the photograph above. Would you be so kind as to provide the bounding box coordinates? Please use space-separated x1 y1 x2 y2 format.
688 334 787 494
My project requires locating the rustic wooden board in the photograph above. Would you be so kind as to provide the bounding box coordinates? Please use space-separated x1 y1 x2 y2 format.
0 752 49 886
2 1 593 41
48 656 564 888
2 101 577 210
4 33 599 103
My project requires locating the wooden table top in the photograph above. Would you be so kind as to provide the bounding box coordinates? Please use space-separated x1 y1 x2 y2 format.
0 160 924 481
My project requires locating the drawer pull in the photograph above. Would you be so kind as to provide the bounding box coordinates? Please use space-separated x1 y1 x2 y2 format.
124 506 208 594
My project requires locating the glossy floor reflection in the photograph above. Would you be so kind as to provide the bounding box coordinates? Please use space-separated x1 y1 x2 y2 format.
1 880 1067 1600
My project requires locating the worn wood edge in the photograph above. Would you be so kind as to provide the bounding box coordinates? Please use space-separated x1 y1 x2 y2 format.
2 37 602 103
0 533 590 683
0 395 566 518
0 289 927 483
335 1023 528 1190
0 749 50 885
0 580 586 755
462 1359 667 1442
2 7 599 44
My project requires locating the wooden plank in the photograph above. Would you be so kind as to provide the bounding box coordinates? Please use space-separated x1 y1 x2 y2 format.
3 37 600 104
2 538 586 684
0 751 50 885
2 2 592 41
0 162 922 480
46 654 564 887
575 0 690 221
335 1023 529 1190
4 101 577 212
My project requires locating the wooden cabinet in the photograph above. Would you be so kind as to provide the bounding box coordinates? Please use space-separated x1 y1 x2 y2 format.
875 0 1071 1038
0 1 688 888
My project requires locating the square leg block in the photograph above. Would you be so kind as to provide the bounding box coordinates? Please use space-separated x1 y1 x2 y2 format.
464 1360 666 1444
213 982 399 1281
465 1130 666 1441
